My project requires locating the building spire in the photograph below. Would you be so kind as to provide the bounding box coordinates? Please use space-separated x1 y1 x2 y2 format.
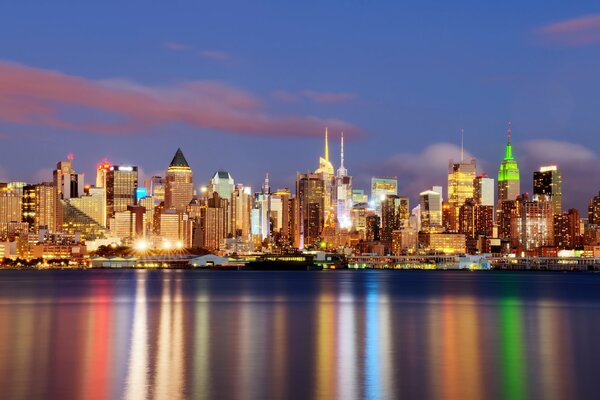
340 131 345 169
325 127 329 162
507 121 512 144
461 128 464 162
263 172 270 194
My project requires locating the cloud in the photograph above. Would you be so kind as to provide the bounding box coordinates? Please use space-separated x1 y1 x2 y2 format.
198 50 231 61
519 140 600 210
300 90 357 104
0 61 361 138
536 14 600 46
163 41 191 51
360 142 477 201
272 89 357 104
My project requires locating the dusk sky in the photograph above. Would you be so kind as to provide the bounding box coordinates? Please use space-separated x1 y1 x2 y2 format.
2 2 600 210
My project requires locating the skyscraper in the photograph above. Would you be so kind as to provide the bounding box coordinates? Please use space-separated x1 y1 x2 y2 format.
497 123 521 205
474 174 495 206
335 132 353 229
371 177 398 211
419 187 442 231
295 172 325 249
380 195 409 241
588 191 600 225
448 157 477 231
106 165 138 223
165 148 194 212
510 194 554 251
533 165 562 215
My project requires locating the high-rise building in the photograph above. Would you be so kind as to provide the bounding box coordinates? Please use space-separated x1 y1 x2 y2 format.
588 191 600 225
106 165 138 223
371 177 398 211
419 188 442 231
553 209 581 249
448 157 477 230
365 213 380 241
497 123 521 205
209 171 234 201
145 176 165 206
272 188 293 248
231 184 252 241
351 204 368 238
380 195 409 242
533 165 562 215
459 199 494 239
35 183 57 232
252 174 272 241
352 189 368 204
96 160 112 188
474 174 495 206
165 148 194 212
296 172 325 249
510 194 554 251
335 132 353 229
63 187 107 239
314 129 336 235
197 192 228 250
22 185 36 231
0 189 21 224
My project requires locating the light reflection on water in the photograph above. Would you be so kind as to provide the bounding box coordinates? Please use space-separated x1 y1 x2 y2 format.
0 270 599 400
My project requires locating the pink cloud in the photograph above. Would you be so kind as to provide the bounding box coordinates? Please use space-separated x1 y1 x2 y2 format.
163 41 191 51
536 14 600 46
0 61 361 138
300 90 357 104
198 50 231 61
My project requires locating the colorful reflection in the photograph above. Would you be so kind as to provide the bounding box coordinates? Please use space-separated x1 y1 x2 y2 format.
0 271 595 399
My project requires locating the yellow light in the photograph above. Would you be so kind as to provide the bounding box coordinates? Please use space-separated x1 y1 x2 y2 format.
175 241 183 249
134 240 148 252
162 240 172 250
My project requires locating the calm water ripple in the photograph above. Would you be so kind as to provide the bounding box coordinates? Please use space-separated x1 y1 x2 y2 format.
0 270 599 400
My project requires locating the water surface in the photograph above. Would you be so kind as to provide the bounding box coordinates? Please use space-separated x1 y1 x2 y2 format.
0 270 599 400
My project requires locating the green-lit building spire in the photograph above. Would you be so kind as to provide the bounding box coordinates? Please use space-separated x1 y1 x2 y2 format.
497 122 520 204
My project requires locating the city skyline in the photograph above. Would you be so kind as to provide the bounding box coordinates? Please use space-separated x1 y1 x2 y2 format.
2 3 600 210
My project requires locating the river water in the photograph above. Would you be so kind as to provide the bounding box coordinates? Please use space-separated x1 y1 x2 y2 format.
0 270 599 400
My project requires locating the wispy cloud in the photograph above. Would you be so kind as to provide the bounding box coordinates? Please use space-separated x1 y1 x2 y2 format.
198 50 231 61
163 41 191 51
272 89 357 104
536 14 600 46
300 90 357 104
0 61 361 138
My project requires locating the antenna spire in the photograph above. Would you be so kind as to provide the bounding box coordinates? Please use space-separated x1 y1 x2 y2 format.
340 132 345 169
507 121 512 144
325 127 329 162
461 128 464 162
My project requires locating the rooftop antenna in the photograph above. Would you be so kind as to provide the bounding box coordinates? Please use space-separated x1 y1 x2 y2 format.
461 128 464 162
507 121 512 144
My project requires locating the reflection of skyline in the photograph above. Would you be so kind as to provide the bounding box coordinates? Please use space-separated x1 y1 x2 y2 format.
0 271 596 399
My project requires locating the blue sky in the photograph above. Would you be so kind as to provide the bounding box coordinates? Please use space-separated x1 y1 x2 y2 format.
1 1 600 209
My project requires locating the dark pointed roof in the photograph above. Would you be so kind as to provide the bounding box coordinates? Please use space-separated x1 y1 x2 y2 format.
169 148 190 168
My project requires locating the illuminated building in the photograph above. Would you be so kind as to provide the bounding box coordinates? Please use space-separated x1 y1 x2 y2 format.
62 188 107 239
510 194 554 251
380 195 409 241
295 172 325 249
159 210 192 247
370 177 398 211
106 165 138 223
272 188 293 249
448 157 476 230
499 199 516 240
95 160 111 188
588 191 600 225
252 174 272 241
418 232 466 254
196 192 228 250
0 222 29 242
497 123 521 205
419 188 442 231
111 208 146 241
474 174 494 206
351 204 368 238
335 132 353 229
22 185 36 231
314 129 336 237
553 209 581 249
165 148 194 212
365 213 380 241
231 184 252 241
0 189 21 224
145 176 165 206
208 170 234 202
53 155 84 229
35 183 57 232
139 196 155 235
533 165 562 215
392 228 418 255
352 189 368 204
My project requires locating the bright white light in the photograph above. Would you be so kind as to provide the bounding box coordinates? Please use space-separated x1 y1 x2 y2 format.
162 240 172 250
134 240 148 252
175 241 184 249
200 186 207 193
380 194 387 201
